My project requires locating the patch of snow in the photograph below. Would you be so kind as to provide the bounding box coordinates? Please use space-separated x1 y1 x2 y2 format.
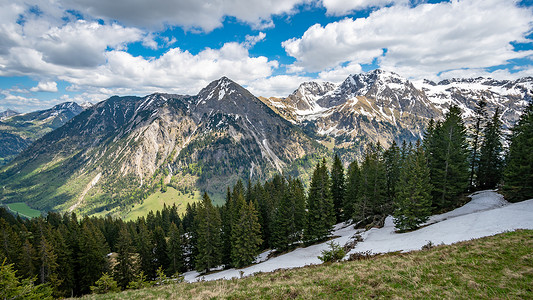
183 190 533 283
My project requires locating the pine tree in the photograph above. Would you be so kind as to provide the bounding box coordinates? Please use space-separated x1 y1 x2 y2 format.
343 161 360 222
393 141 433 231
231 198 262 268
469 99 488 190
271 178 306 251
77 221 109 294
384 141 401 203
429 105 469 210
504 96 533 202
167 222 184 275
195 192 222 272
304 159 335 244
477 108 503 189
135 220 154 279
153 226 169 271
114 224 135 289
354 143 387 226
330 154 346 222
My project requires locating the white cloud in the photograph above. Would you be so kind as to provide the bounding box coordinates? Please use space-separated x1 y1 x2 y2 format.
283 0 533 79
318 61 362 82
244 32 266 48
30 81 58 92
246 74 314 97
321 0 399 15
61 0 308 32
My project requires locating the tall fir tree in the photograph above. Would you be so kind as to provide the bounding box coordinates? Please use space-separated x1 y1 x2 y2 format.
384 141 401 204
195 192 222 272
393 141 433 231
135 220 155 279
477 108 504 189
231 198 262 268
343 160 360 222
429 105 469 210
354 143 388 226
330 154 346 222
468 99 488 190
503 96 533 202
114 224 135 289
167 222 184 275
77 220 109 294
271 178 306 251
304 159 335 244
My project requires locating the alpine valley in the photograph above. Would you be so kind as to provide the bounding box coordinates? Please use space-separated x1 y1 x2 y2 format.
0 70 531 217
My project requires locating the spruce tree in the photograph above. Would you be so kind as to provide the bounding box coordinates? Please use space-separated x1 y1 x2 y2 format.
114 224 135 289
354 143 387 225
429 105 469 210
195 192 222 272
167 222 184 275
468 99 488 190
271 178 306 251
231 199 262 268
477 108 503 189
330 154 346 222
135 220 154 279
304 159 335 244
343 161 360 222
504 97 533 202
393 141 433 231
384 141 401 204
77 221 109 294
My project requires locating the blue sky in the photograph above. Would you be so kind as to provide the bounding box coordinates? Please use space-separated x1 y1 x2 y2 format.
1 0 532 112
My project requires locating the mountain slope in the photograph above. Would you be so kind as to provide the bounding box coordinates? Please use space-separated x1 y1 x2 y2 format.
0 78 323 214
0 102 85 166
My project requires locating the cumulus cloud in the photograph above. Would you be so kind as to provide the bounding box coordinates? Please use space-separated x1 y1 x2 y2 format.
61 0 307 32
30 81 58 92
244 32 266 49
246 74 314 97
321 0 399 15
283 0 533 78
318 61 362 82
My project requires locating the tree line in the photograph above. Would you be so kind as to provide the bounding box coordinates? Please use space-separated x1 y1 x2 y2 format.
1 98 532 298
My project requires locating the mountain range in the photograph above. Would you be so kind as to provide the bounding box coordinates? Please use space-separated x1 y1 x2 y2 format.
0 70 531 216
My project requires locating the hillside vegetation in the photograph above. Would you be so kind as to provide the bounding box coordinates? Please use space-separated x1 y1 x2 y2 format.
80 230 533 299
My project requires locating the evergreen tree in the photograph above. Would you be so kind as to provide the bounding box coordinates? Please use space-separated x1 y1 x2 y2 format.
231 198 262 268
469 99 488 190
135 220 155 279
114 224 135 289
220 187 233 266
477 108 503 189
195 192 222 272
52 225 74 297
77 221 109 294
271 178 306 251
343 161 360 222
393 141 433 231
330 154 346 222
304 159 335 244
384 141 401 203
167 222 184 275
504 97 533 202
354 143 387 226
153 226 169 271
429 105 469 210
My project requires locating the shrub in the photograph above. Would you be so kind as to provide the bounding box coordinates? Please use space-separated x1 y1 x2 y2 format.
318 241 346 263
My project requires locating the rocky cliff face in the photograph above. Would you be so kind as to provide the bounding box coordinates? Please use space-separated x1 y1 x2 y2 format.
0 78 322 214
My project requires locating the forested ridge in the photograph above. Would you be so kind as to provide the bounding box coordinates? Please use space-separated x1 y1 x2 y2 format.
1 98 533 298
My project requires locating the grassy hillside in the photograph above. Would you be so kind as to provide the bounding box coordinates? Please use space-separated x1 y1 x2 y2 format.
80 230 533 299
4 202 42 218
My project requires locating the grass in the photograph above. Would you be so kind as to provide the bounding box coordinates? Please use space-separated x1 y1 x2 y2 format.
4 202 42 218
80 230 533 299
122 187 201 221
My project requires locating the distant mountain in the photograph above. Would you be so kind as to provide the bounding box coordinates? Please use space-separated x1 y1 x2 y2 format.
261 69 531 161
1 71 530 216
0 78 323 214
0 109 19 120
0 102 85 166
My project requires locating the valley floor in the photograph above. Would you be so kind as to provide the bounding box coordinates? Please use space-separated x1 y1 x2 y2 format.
184 190 533 282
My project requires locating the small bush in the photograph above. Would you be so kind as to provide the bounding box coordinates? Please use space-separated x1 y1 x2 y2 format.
348 250 374 261
318 241 346 263
421 241 435 250
90 273 120 294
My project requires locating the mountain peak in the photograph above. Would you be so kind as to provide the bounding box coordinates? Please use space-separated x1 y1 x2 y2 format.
197 76 251 103
0 109 20 119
